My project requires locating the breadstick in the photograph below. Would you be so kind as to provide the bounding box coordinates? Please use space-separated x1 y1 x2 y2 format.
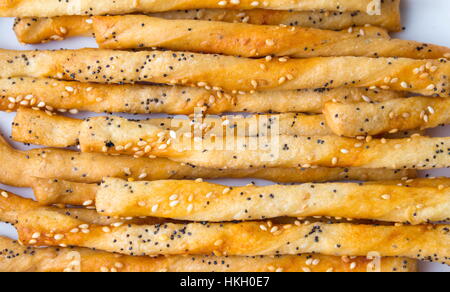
32 177 448 225
0 0 385 17
90 16 449 59
33 176 446 207
12 108 333 148
1 49 449 96
11 108 423 149
324 97 450 137
0 77 404 115
0 236 417 272
0 134 414 187
13 16 391 44
58 115 449 169
12 207 450 263
13 5 401 44
0 189 163 226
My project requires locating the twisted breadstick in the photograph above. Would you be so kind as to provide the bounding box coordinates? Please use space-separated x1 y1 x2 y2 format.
89 16 449 59
12 206 450 264
13 4 401 44
0 134 413 187
0 77 403 115
35 115 447 169
0 0 385 17
1 49 448 96
1 237 417 272
31 177 450 224
323 97 450 137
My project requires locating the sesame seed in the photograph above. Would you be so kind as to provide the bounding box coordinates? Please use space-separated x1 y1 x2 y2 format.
54 234 64 241
381 194 391 200
169 201 179 207
1 191 8 198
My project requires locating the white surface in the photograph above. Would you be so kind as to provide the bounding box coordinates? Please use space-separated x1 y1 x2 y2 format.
0 0 449 272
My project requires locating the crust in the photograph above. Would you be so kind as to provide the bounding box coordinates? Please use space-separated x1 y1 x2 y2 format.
324 97 450 137
33 177 446 224
0 189 164 226
0 78 403 115
0 49 448 96
0 0 385 17
0 237 417 272
90 16 449 59
13 3 402 45
0 133 415 188
12 207 449 264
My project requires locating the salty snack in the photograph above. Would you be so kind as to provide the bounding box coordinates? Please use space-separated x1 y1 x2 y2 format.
0 0 386 17
32 177 450 225
18 115 447 170
0 77 403 115
1 237 417 272
88 16 449 59
9 205 449 264
324 97 450 137
12 108 334 147
13 4 402 44
0 134 413 187
0 49 448 96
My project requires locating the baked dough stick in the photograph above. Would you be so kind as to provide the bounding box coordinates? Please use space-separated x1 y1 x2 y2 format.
324 97 450 137
0 189 165 227
13 16 392 45
74 178 450 224
91 16 450 60
0 237 418 273
13 209 450 264
1 49 449 96
0 78 404 115
11 108 422 150
0 134 414 187
0 0 384 17
11 108 334 148
68 115 450 169
13 6 402 45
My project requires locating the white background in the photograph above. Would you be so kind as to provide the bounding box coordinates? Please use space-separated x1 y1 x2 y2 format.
0 0 448 272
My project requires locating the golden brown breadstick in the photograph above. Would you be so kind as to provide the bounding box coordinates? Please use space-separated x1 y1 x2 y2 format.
12 206 450 264
56 115 449 169
0 0 385 17
13 16 392 44
33 176 447 208
11 108 423 150
0 77 404 115
90 16 449 59
13 4 402 44
0 133 414 187
323 97 450 137
0 236 418 272
1 49 449 96
12 108 333 147
40 177 448 224
0 189 163 226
